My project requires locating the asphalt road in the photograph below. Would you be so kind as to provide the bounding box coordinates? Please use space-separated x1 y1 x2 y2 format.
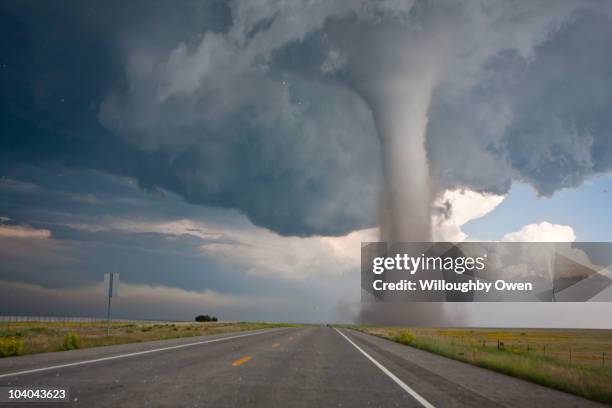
0 327 604 407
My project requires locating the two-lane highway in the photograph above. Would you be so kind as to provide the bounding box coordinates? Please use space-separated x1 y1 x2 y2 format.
0 327 605 407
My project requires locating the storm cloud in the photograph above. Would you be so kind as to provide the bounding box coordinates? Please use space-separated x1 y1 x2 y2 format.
2 1 612 237
2 1 612 324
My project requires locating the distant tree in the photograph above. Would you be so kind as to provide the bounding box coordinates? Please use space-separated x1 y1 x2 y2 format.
211 317 218 322
195 315 211 322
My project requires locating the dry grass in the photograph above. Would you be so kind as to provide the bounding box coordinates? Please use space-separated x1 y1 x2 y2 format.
353 326 612 404
0 321 298 356
373 327 612 366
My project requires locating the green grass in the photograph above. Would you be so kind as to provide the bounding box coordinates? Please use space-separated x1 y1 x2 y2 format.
392 330 416 345
62 332 81 350
350 326 612 404
0 327 53 337
0 321 301 356
0 337 23 357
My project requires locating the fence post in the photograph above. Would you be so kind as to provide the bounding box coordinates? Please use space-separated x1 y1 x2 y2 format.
569 348 572 362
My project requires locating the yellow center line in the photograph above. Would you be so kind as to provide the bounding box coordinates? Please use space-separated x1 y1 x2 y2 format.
232 356 252 366
272 343 280 348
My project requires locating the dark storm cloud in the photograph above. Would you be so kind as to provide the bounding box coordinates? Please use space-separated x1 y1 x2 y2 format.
0 171 230 291
0 0 381 237
3 0 612 238
427 8 612 196
2 0 612 326
0 170 336 298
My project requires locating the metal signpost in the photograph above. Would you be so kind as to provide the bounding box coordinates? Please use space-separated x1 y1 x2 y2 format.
104 273 119 335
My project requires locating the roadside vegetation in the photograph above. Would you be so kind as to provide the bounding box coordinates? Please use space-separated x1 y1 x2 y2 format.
346 325 612 404
0 321 299 357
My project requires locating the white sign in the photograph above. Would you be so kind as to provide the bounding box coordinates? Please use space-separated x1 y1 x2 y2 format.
104 273 119 297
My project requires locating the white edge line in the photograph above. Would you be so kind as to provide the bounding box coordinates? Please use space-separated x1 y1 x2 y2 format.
0 328 286 379
334 328 435 408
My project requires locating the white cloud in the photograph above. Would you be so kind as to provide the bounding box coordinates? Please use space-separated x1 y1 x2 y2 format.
431 190 577 244
432 189 505 241
116 218 225 241
96 217 378 281
0 218 51 239
502 221 576 242
200 226 378 281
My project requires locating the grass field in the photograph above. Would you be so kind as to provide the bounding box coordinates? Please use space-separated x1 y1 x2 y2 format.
350 325 612 404
0 321 298 357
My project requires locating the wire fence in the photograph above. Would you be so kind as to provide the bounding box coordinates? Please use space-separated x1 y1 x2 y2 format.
0 315 184 324
414 332 610 368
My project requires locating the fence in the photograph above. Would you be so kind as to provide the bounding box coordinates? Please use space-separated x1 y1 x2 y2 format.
413 332 610 368
0 316 185 324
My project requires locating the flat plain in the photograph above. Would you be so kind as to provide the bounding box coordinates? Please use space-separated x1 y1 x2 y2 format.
0 321 295 356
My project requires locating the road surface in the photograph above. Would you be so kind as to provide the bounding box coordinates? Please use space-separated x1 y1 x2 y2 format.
0 327 604 407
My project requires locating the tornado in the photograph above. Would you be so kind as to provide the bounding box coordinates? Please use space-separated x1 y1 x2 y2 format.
347 17 452 242
368 71 436 242
347 12 461 325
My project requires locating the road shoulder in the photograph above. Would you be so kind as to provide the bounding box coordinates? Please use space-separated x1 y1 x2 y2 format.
341 329 605 408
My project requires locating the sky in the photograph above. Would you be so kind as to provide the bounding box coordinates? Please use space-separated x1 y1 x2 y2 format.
463 177 612 242
1 0 612 326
